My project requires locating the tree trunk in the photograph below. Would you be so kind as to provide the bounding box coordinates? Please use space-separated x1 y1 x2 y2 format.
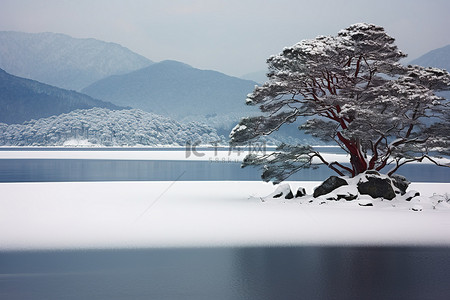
350 153 367 176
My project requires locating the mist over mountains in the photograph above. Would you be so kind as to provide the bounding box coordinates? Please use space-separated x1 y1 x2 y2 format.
0 30 448 146
82 60 259 134
0 31 153 91
0 68 125 124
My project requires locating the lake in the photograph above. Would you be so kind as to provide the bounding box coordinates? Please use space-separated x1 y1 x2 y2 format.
1 148 449 299
0 158 448 183
1 247 450 300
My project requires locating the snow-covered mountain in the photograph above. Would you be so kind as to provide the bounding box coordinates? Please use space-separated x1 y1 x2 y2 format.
0 68 125 124
82 60 258 135
0 31 153 91
0 108 221 147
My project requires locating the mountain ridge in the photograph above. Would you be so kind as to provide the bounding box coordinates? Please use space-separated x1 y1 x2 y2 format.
0 68 126 124
0 31 153 90
409 44 450 71
82 60 259 133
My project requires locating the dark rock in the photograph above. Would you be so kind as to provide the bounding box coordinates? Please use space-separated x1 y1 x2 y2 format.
295 187 306 198
271 183 294 199
391 174 410 195
337 193 358 201
411 205 423 212
405 191 420 201
273 190 294 199
313 176 348 198
326 193 358 201
357 174 396 200
285 190 294 199
358 202 374 207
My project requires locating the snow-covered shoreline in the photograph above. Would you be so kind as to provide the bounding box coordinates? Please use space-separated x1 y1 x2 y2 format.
1 180 449 251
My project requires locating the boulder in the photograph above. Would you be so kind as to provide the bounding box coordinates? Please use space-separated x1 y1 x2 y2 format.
324 185 359 201
313 176 348 198
404 191 420 201
391 174 410 195
337 192 358 201
295 187 306 198
270 183 294 199
357 173 396 200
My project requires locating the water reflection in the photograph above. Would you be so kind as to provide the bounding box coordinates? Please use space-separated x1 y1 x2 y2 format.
0 159 448 182
231 247 450 300
2 247 447 300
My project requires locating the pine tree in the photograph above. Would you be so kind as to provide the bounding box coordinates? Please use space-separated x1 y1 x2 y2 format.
230 23 450 183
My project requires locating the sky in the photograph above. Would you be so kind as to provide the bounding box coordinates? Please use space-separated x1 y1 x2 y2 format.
1 0 449 77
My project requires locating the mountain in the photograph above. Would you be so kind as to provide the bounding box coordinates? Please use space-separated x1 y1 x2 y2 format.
0 108 221 147
409 45 450 101
82 60 259 135
0 68 125 124
0 31 153 91
409 44 450 71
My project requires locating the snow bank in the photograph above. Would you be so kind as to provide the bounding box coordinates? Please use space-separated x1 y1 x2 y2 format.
0 181 449 251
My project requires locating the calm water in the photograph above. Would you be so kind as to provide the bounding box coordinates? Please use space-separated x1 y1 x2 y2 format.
1 149 449 299
0 158 448 182
1 247 450 300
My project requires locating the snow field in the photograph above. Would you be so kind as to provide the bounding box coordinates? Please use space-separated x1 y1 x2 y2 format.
0 181 449 251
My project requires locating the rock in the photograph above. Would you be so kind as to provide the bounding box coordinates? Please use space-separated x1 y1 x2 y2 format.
313 176 348 198
357 173 396 200
269 183 294 200
285 190 294 199
358 199 373 207
391 174 410 195
411 205 423 212
337 192 358 201
295 187 306 198
405 191 420 201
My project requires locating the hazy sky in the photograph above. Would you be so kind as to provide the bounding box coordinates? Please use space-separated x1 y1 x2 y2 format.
1 0 449 77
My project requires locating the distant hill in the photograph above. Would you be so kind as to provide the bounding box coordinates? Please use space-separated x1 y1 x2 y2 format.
0 68 125 124
409 45 450 101
409 44 450 71
0 108 221 146
82 60 258 135
0 31 153 91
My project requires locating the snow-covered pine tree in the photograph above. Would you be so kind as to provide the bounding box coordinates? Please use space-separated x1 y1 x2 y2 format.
230 23 450 183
